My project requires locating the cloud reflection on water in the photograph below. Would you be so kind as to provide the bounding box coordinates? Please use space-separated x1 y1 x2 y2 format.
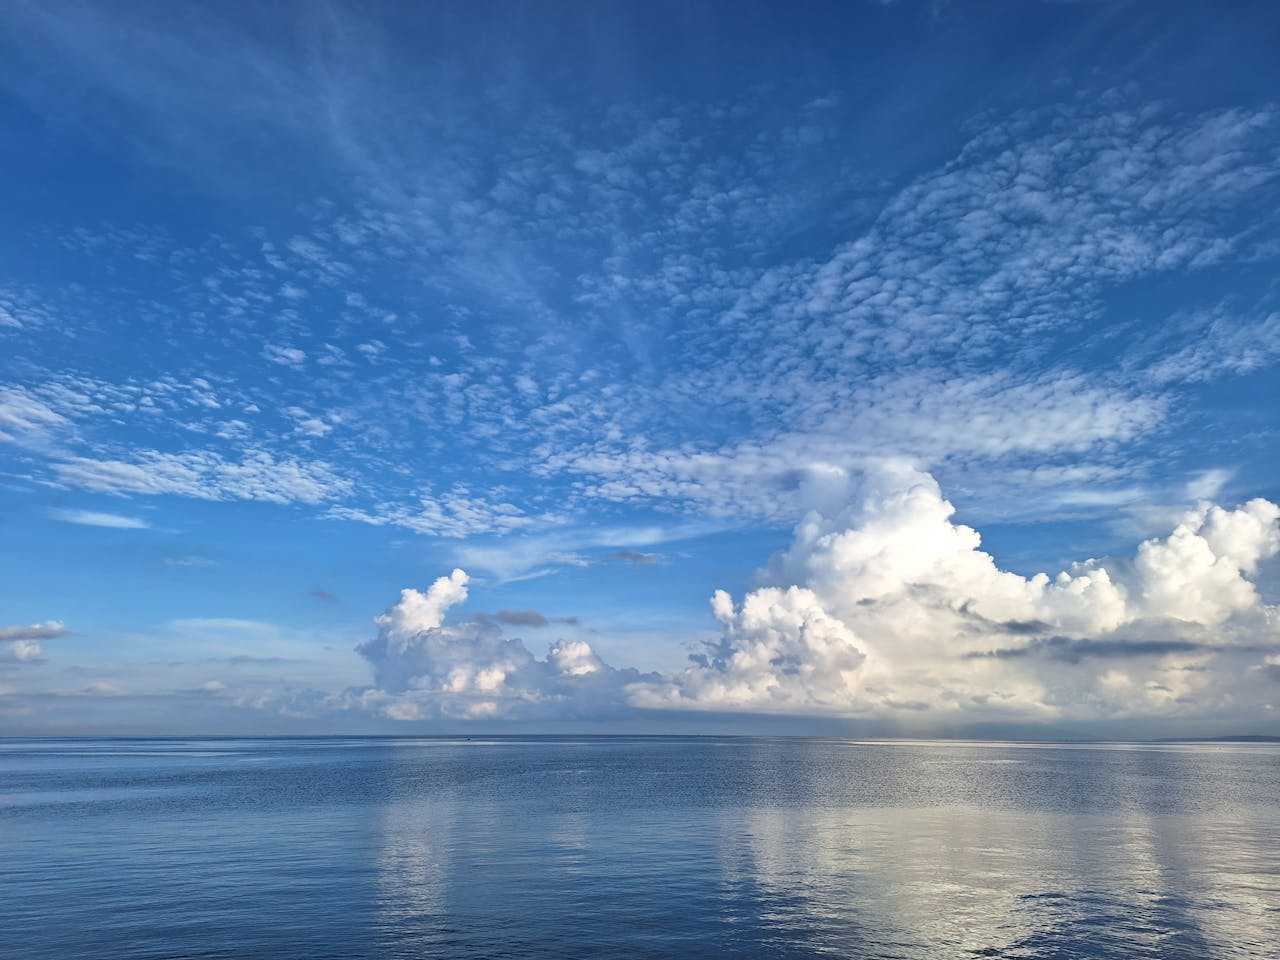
362 740 1280 959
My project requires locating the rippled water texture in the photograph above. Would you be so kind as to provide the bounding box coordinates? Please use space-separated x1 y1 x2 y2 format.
3 738 1278 958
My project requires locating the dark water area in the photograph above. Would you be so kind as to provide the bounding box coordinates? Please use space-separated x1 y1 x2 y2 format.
2 737 1278 959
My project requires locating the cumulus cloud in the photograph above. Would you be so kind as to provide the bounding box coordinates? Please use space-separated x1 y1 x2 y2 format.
0 621 66 664
340 472 1279 728
353 569 651 720
630 463 1280 723
630 586 866 711
0 639 45 663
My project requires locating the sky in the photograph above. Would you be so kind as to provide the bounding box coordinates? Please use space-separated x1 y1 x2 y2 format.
1 0 1279 737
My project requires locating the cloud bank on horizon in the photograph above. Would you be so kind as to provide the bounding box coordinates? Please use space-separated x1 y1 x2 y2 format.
1 0 1279 734
341 464 1280 728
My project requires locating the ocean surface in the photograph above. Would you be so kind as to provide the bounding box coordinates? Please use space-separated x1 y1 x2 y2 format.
2 737 1278 959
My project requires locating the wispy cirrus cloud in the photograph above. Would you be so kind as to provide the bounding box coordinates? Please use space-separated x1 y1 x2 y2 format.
49 508 150 529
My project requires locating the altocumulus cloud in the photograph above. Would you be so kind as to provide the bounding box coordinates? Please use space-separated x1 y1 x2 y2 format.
343 465 1280 728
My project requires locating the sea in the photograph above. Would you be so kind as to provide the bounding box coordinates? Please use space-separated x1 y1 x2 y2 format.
2 737 1278 959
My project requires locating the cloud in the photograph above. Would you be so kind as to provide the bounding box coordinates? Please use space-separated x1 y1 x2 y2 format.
352 569 650 720
2 96 1277 549
49 508 151 529
0 385 67 444
0 621 66 665
614 550 660 565
0 287 57 330
263 343 306 367
164 554 218 568
630 585 867 712
492 609 548 627
629 464 1280 722
326 487 536 539
1186 469 1233 502
478 609 581 628
0 622 68 642
449 523 710 581
966 636 1212 664
308 461 1280 727
1139 309 1280 386
228 463 1279 731
284 406 333 437
62 681 126 698
53 449 351 504
0 639 46 663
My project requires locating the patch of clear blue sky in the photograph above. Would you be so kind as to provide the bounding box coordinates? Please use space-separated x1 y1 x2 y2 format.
1 0 1278 729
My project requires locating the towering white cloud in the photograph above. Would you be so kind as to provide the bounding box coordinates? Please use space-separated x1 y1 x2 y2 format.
630 585 866 711
1130 499 1279 626
347 469 1279 728
631 463 1280 724
373 569 471 641
355 569 648 720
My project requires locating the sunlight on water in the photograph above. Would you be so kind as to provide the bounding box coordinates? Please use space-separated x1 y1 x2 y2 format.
2 738 1278 959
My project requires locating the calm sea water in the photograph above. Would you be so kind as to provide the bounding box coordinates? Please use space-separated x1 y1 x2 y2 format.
2 737 1278 959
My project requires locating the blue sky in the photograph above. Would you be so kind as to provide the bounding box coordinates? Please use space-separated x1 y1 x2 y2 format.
2 0 1279 735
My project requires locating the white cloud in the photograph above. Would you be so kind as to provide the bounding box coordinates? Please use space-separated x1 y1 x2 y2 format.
263 343 306 367
53 449 351 504
0 621 66 664
3 98 1277 547
0 385 67 443
0 621 67 642
546 372 1167 521
311 455 1280 727
339 470 1280 727
49 508 151 529
0 639 45 663
291 416 333 438
1141 310 1280 385
326 488 536 540
1132 499 1279 626
629 464 1280 723
0 287 55 330
352 569 647 720
374 569 471 641
449 522 711 581
163 555 218 567
630 586 866 712
1186 469 1232 502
